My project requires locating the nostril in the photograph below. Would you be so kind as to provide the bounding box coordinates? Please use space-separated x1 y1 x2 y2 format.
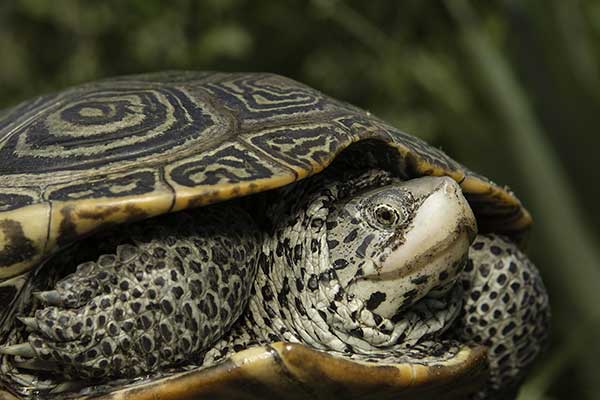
435 176 460 196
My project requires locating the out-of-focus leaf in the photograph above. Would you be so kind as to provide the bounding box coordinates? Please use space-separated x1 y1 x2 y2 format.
196 25 253 62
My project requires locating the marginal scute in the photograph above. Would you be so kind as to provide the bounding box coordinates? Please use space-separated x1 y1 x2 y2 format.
46 170 160 201
84 343 487 400
0 204 50 279
165 141 296 211
461 180 531 243
0 189 38 213
243 123 351 174
0 71 530 278
47 188 174 250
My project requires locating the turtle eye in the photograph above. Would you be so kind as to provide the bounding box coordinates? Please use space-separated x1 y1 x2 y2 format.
351 188 413 230
371 204 403 229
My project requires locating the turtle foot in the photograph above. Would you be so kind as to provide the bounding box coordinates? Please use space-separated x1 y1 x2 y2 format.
458 234 550 397
30 245 140 310
2 242 173 379
3 208 260 380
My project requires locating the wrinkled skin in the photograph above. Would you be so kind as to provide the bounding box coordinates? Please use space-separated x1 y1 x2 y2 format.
0 170 549 398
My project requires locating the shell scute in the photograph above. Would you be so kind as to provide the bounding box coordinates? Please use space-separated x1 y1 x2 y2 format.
88 343 488 400
0 70 531 278
0 204 49 279
0 72 531 398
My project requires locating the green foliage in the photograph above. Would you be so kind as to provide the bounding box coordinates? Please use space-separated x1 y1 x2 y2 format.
1 1 599 398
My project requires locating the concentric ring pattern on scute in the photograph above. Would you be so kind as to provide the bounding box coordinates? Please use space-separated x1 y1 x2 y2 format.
0 71 530 282
203 74 332 123
0 84 216 175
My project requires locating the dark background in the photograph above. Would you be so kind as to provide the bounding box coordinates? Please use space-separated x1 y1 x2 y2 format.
1 1 599 399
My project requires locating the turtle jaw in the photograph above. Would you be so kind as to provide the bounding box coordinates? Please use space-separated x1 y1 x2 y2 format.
354 177 477 319
377 176 477 278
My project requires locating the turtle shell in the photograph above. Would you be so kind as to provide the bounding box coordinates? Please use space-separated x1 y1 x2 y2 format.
0 72 531 399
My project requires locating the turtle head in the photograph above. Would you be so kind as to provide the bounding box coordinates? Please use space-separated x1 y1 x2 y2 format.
326 175 477 320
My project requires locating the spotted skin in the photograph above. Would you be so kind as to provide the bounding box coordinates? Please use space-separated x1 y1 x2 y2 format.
204 170 467 366
201 171 548 400
0 170 548 399
242 170 464 353
0 72 530 285
456 234 550 398
0 72 544 399
13 204 260 380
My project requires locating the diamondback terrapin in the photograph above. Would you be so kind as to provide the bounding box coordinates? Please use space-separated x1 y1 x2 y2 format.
0 72 549 400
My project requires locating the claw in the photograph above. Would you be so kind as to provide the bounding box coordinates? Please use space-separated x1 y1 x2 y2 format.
10 368 61 390
50 381 88 394
33 290 62 306
0 343 35 357
14 359 58 371
17 317 39 330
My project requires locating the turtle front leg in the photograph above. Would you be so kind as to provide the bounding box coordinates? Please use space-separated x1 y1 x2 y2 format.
1 206 261 380
455 234 550 398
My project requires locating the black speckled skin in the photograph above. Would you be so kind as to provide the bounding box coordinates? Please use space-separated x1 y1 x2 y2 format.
0 72 543 399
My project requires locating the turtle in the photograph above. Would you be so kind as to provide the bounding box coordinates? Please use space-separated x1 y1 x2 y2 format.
0 71 549 400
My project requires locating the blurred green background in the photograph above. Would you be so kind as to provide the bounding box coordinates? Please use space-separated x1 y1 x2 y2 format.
1 1 599 399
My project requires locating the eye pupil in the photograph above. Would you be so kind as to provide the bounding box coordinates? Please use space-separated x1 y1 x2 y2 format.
375 206 398 226
379 209 391 220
